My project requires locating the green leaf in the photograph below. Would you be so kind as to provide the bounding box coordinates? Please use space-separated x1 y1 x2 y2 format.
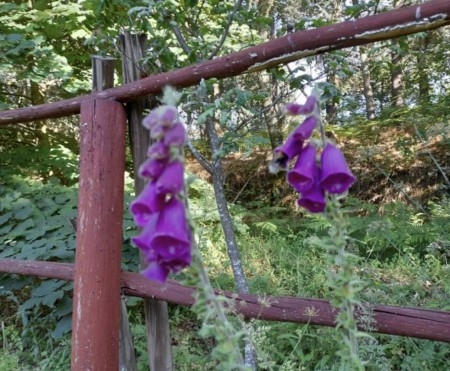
7 33 23 42
33 280 66 297
20 296 41 311
14 205 33 220
41 290 64 307
0 211 12 225
51 314 72 338
55 296 73 318
9 218 34 237
197 107 216 125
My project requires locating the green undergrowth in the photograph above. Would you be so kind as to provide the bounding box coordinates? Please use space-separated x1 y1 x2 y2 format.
1 170 449 369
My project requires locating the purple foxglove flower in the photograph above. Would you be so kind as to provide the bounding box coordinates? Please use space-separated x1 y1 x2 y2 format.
287 144 317 192
285 103 304 116
147 142 170 160
303 95 317 113
142 110 160 130
142 262 170 283
297 184 326 213
163 122 186 147
156 160 184 195
152 197 191 262
292 116 317 141
139 158 167 180
131 212 159 251
130 183 165 227
320 143 355 194
150 123 168 140
273 135 303 169
159 106 178 126
285 96 317 115
142 106 178 130
158 240 191 263
297 166 326 213
163 256 191 274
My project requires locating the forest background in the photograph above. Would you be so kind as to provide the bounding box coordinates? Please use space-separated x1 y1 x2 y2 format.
0 0 449 370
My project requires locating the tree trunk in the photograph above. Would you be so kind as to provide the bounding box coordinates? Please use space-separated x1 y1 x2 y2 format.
205 119 257 369
259 71 285 149
205 121 249 294
325 70 339 125
359 46 376 119
390 38 404 108
120 31 173 371
255 1 283 150
390 0 409 108
324 0 342 125
417 31 432 106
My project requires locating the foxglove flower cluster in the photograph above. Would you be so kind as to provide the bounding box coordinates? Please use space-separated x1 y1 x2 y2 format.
272 96 355 213
130 106 191 282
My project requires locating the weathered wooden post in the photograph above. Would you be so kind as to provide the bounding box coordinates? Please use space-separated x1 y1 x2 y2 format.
120 31 173 371
91 55 138 371
71 60 127 369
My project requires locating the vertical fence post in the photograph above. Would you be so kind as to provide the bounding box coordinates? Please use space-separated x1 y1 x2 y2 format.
71 98 126 370
91 55 138 371
120 31 173 370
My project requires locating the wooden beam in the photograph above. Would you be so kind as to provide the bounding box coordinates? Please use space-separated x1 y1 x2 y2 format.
1 0 449 125
70 99 126 371
1 259 449 343
120 31 173 371
90 55 138 371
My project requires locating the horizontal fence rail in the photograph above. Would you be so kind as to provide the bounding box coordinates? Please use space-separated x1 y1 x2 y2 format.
1 258 449 343
1 0 449 125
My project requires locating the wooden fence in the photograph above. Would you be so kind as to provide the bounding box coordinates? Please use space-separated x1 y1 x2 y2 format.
1 1 450 370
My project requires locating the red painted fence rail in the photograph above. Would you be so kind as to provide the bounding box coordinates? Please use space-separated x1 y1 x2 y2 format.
0 0 449 125
1 259 449 343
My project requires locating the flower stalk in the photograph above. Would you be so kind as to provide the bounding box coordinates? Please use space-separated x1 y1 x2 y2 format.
272 90 364 368
130 86 247 368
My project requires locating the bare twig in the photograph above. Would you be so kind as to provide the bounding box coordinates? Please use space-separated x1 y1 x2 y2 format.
169 20 192 55
232 174 257 203
207 0 244 60
186 138 213 174
413 123 450 189
369 158 431 217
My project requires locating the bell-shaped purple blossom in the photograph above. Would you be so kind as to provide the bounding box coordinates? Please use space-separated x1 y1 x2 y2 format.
163 122 186 147
285 96 317 115
297 168 326 213
297 186 326 213
273 135 303 169
320 143 355 194
292 116 317 142
151 197 191 264
287 144 317 193
138 158 167 180
142 105 178 130
150 123 168 141
159 106 178 126
147 142 170 160
156 160 184 195
131 212 159 250
130 183 165 227
143 262 170 283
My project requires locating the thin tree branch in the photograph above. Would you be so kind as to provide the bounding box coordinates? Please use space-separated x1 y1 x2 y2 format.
369 158 431 217
232 174 257 203
169 20 191 55
0 91 32 101
413 123 450 189
186 138 212 174
207 0 243 60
